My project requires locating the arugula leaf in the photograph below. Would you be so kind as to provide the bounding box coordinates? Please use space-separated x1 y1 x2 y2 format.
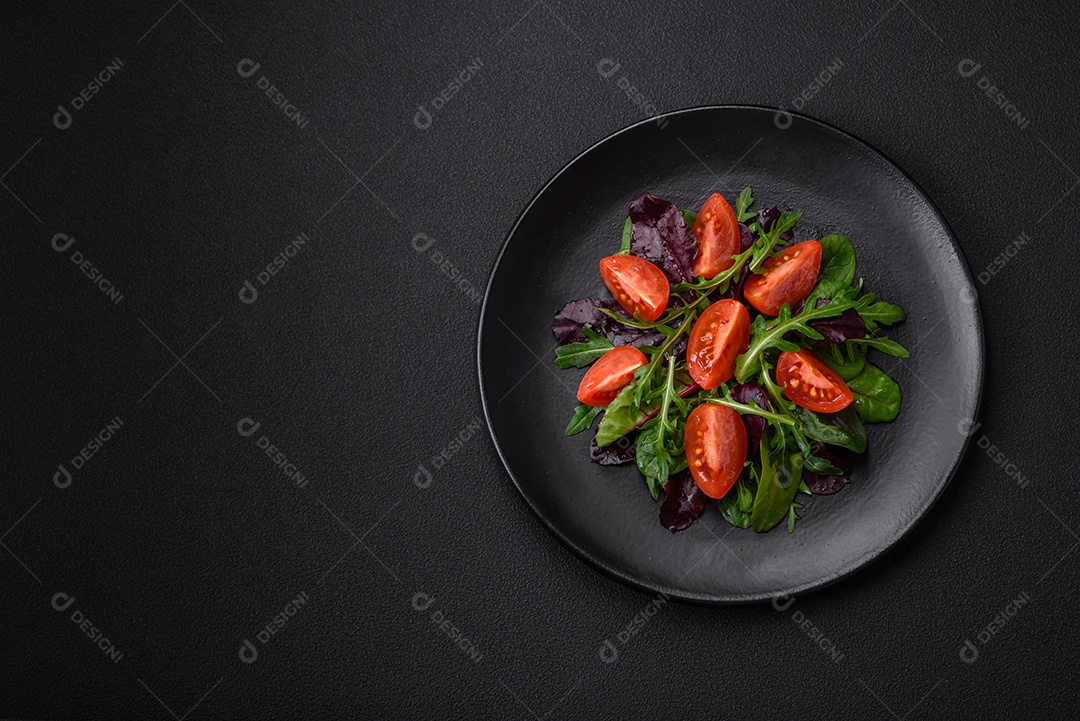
565 405 603 436
618 216 632 254
554 327 613 368
847 336 910 358
786 500 803 533
735 293 852 381
680 209 698 227
735 186 755 222
858 301 905 330
848 363 902 423
794 406 867 453
718 477 755 528
748 210 803 273
595 382 646 447
817 234 856 286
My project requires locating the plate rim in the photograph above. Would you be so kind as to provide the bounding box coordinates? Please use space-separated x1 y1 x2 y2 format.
476 104 986 605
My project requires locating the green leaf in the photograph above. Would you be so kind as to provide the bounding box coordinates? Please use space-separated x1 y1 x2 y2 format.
595 382 646 447
814 343 867 381
565 405 603 436
751 445 804 533
817 234 856 286
554 327 613 368
718 477 755 528
794 405 867 453
859 301 905 330
635 425 668 501
803 453 843 476
847 363 902 423
618 216 632 254
735 186 755 222
805 279 850 307
786 501 803 533
848 336 910 358
680 209 698 227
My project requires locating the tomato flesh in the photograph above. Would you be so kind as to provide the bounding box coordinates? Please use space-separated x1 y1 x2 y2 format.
686 299 750 389
685 404 747 499
744 240 822 316
599 255 669 322
776 349 853 413
691 193 739 279
576 346 648 406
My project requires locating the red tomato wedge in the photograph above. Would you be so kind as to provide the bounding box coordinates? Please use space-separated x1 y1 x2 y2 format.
744 240 823 316
776 349 853 413
576 346 648 407
686 299 750 389
599 255 669 322
685 404 747 499
691 193 740 278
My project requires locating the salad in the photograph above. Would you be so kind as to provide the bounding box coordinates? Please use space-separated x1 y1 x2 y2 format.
553 188 909 533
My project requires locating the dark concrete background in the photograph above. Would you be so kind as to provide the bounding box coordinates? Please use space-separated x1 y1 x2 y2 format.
2 0 1077 718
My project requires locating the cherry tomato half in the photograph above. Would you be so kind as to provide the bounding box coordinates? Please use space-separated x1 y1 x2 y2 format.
744 240 822 316
576 346 648 407
686 299 750 389
776 349 853 413
691 193 739 279
599 255 670 322
685 404 747 499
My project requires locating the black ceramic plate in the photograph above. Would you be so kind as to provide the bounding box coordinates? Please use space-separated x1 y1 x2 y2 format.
477 106 983 604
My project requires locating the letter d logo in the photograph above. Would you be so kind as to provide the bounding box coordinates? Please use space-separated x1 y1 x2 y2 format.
51 592 76 612
239 638 259 664
413 465 433 489
237 58 261 78
596 58 621 78
959 638 979 664
771 593 796 612
413 105 433 130
237 417 261 437
957 58 982 78
54 464 72 489
51 233 75 253
411 592 435 612
411 233 435 253
599 638 619 663
238 280 259 304
53 105 72 130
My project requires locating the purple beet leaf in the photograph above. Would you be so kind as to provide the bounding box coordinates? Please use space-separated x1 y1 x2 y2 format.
590 427 637 465
628 192 697 283
803 443 853 495
659 470 706 532
731 381 767 456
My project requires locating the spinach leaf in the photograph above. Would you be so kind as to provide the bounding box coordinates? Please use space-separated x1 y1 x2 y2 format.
718 477 755 528
554 327 613 368
815 343 867 381
751 445 804 532
595 382 646 447
818 234 856 286
794 405 867 453
635 424 668 500
848 363 902 423
565 405 603 436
